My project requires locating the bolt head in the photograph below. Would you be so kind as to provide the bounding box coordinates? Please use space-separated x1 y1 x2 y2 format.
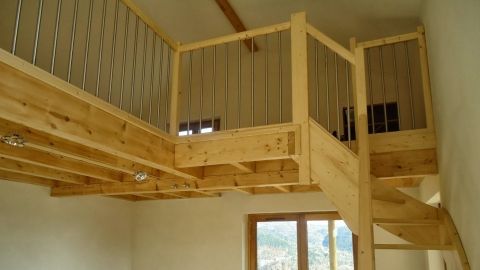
134 171 148 182
1 134 25 148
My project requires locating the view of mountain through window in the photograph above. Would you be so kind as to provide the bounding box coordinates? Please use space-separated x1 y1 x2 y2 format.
253 214 355 270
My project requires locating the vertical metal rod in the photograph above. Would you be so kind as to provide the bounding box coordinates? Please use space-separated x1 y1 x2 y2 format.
67 0 79 83
32 0 44 65
50 0 62 74
379 47 389 132
334 54 340 139
119 8 130 109
95 0 108 97
82 0 94 90
237 40 241 129
278 31 283 123
404 41 416 128
200 48 205 131
366 49 375 133
108 0 120 103
391 44 401 128
129 16 139 113
12 0 23 55
139 24 148 119
345 60 352 148
224 43 229 130
164 49 172 131
187 51 193 133
156 40 164 128
148 34 157 124
315 40 320 122
251 37 255 127
264 34 269 125
212 46 217 130
324 45 331 131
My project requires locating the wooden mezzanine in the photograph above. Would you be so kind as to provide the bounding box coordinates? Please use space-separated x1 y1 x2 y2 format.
0 5 469 270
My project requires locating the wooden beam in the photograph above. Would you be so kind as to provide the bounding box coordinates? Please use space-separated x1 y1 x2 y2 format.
214 0 258 52
169 47 182 136
120 0 178 49
175 127 296 167
291 12 310 185
51 170 299 197
0 49 198 180
351 39 375 270
441 208 471 270
0 143 123 182
356 32 419 49
306 24 355 64
0 157 89 185
0 169 56 187
371 148 437 178
178 22 290 52
417 26 435 131
230 162 256 173
273 185 291 193
374 244 454 251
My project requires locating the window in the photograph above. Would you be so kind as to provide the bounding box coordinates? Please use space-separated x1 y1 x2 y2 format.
342 102 400 140
178 119 220 136
249 212 357 270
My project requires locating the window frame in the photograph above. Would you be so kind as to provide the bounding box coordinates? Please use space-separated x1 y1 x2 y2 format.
248 211 357 270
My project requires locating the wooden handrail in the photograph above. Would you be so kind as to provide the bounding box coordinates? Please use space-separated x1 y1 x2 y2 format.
178 22 290 52
306 23 356 64
356 31 420 48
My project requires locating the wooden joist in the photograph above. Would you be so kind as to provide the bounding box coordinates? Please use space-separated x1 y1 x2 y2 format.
374 244 454 251
50 170 299 197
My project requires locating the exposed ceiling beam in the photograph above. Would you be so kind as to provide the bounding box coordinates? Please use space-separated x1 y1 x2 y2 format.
215 0 258 52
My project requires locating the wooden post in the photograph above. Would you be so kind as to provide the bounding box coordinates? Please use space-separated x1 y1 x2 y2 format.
290 12 310 185
350 38 375 270
169 43 182 136
328 220 337 270
416 26 435 131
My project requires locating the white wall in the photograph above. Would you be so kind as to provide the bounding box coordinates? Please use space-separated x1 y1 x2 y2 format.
0 180 133 270
421 0 480 269
131 191 428 270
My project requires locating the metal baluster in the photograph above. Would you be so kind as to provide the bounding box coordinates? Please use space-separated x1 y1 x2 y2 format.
108 0 120 103
187 51 193 134
366 49 375 133
278 32 283 123
50 0 62 74
32 0 44 65
139 24 148 119
148 34 157 124
12 0 23 55
391 44 401 128
224 43 229 130
164 49 171 131
251 37 255 127
345 60 352 148
315 40 320 122
67 0 79 82
324 45 330 131
82 0 94 90
264 34 269 125
404 41 415 128
95 0 107 97
379 47 389 132
212 46 217 130
238 40 241 129
119 8 130 109
200 48 205 131
129 16 139 113
156 39 164 128
334 54 340 139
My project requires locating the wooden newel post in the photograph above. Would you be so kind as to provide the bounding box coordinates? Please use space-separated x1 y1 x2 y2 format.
350 38 375 270
169 42 182 136
290 12 310 185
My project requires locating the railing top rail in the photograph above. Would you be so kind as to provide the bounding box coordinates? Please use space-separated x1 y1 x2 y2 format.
356 31 420 49
121 0 178 49
306 23 355 64
178 21 291 52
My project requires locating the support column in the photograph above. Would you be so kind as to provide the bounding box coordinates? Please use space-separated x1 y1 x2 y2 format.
290 12 310 184
169 42 182 135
